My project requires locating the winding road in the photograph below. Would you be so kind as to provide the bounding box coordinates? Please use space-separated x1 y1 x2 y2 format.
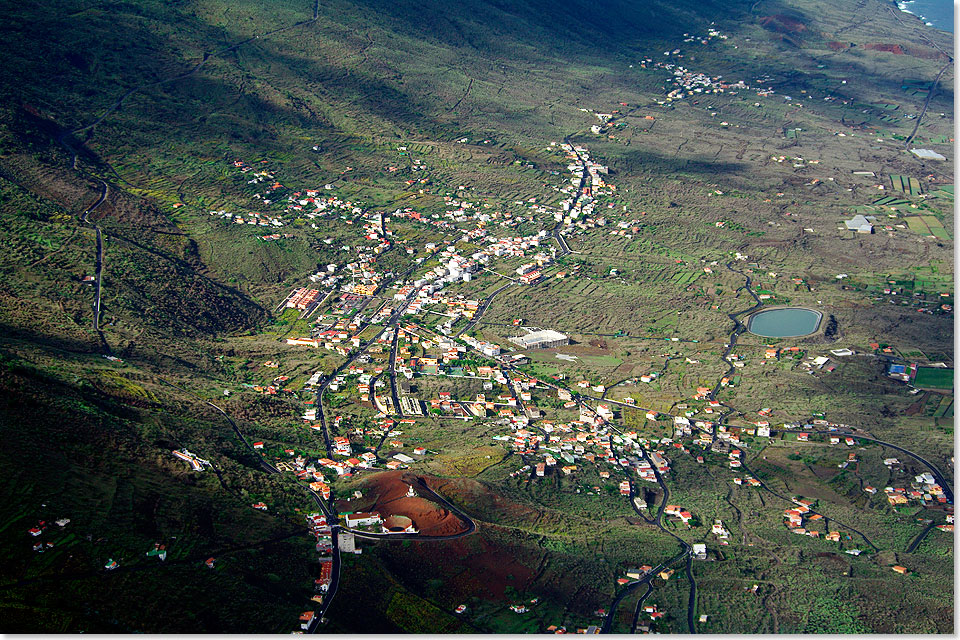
78 179 111 352
454 282 514 338
706 262 763 444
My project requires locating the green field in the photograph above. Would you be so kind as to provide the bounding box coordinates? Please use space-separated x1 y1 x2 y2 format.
913 367 954 390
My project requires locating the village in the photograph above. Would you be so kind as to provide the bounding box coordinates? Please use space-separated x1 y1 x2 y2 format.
83 21 951 630
179 120 952 631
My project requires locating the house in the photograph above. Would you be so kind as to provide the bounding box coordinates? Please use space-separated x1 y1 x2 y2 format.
887 493 909 505
892 565 909 575
333 436 352 456
317 559 333 591
344 512 382 528
784 509 803 526
146 543 167 561
309 482 331 500
299 611 316 630
658 569 675 581
286 337 320 348
205 557 216 569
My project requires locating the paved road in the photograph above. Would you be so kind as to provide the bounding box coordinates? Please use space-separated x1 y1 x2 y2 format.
905 520 938 553
903 58 951 148
707 262 762 444
630 582 654 633
159 377 346 629
305 231 436 458
78 180 110 352
158 379 281 474
550 135 590 256
593 431 696 633
388 328 404 418
684 553 697 633
454 282 513 338
312 285 423 456
309 525 342 631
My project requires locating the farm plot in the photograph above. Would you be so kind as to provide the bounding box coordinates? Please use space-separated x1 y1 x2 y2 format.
889 175 922 196
904 216 951 240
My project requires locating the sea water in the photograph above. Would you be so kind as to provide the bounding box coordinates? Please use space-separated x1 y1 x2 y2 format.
897 0 954 32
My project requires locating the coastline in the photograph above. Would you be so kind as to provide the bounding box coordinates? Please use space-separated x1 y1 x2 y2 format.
894 0 954 32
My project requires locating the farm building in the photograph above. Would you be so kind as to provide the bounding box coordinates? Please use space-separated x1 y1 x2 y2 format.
844 215 875 234
910 148 946 161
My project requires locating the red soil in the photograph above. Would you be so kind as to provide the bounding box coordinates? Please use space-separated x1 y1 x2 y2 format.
758 14 807 34
417 533 538 600
864 43 905 54
348 470 469 536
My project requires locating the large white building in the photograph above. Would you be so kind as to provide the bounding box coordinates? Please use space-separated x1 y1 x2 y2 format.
508 329 569 350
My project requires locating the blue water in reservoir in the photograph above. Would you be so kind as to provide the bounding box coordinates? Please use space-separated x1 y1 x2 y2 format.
746 307 823 338
898 0 954 32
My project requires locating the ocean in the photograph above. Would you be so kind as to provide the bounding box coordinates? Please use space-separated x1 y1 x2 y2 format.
896 0 955 32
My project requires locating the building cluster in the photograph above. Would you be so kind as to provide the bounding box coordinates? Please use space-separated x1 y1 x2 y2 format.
286 287 322 310
882 472 948 506
553 143 614 225
209 209 284 228
27 516 70 554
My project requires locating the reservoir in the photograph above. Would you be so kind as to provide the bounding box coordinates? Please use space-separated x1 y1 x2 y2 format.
746 307 822 338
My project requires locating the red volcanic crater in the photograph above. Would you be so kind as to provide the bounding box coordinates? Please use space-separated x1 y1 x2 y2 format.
339 470 469 536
